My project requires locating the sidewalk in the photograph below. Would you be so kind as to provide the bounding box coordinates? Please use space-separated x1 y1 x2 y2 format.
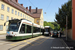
60 37 75 50
0 33 6 35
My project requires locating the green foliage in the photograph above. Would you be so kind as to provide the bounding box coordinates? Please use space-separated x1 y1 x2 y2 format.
51 22 60 31
44 21 54 29
55 0 72 29
44 21 60 31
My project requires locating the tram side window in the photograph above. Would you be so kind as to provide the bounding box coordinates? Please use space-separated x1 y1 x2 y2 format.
33 27 40 33
41 29 44 33
33 27 36 33
41 29 43 32
26 25 31 33
20 24 25 33
38 28 40 32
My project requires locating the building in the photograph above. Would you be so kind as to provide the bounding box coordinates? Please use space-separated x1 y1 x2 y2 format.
66 0 75 40
31 8 44 26
72 0 75 40
0 0 44 34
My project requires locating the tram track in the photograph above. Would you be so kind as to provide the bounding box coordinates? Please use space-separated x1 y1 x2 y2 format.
10 37 50 47
0 36 50 47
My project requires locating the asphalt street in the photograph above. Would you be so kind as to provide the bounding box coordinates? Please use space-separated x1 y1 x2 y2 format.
0 35 70 50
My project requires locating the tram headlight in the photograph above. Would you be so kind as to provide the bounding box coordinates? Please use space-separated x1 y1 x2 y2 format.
12 32 13 34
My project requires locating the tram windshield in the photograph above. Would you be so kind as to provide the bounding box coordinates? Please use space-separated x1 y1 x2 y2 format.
45 28 50 32
7 23 20 32
45 28 48 32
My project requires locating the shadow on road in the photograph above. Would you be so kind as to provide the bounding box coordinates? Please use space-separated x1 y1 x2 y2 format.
8 37 54 50
19 38 55 50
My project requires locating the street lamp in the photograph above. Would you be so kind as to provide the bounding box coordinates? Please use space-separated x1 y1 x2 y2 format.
66 15 68 40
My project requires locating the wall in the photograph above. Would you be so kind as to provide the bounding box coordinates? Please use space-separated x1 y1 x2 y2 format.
34 18 40 25
64 29 72 40
40 10 44 26
72 0 75 40
34 10 44 26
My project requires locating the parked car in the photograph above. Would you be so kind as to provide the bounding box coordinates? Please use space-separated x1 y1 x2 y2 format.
52 31 58 37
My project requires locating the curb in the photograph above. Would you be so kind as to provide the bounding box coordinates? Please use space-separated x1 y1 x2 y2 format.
61 39 70 50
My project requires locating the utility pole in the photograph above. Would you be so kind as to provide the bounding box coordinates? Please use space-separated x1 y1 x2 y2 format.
66 16 68 40
32 23 33 38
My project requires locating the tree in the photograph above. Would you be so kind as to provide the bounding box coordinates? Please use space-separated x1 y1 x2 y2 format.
51 22 60 30
55 0 72 29
44 21 54 29
44 21 60 30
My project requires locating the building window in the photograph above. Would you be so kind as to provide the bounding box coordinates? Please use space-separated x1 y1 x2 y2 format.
6 26 8 30
6 16 9 21
0 25 3 30
1 4 4 10
11 17 13 20
25 15 26 18
37 20 39 23
23 14 24 17
7 7 10 12
18 12 19 16
1 14 4 20
15 11 17 15
21 13 22 17
27 16 28 19
12 9 14 14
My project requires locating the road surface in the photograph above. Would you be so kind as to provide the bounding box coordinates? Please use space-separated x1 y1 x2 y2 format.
0 35 70 50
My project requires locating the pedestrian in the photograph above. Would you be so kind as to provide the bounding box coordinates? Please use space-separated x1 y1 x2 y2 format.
60 32 62 38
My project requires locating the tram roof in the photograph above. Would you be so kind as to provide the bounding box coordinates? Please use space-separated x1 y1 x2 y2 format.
21 19 40 28
9 19 44 28
21 20 32 25
44 26 50 28
33 23 40 28
41 26 44 29
19 19 44 28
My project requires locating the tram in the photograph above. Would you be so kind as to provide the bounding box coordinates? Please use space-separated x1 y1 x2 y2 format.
44 26 51 36
4 19 44 40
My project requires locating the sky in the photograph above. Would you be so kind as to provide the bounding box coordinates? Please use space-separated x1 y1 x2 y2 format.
18 0 69 22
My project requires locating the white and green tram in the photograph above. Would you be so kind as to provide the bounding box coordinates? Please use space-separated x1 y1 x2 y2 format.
4 19 44 40
44 26 51 36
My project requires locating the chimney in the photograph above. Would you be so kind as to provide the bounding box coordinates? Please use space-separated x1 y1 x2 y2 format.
29 6 31 13
16 0 18 3
21 4 23 6
36 7 38 13
26 7 28 10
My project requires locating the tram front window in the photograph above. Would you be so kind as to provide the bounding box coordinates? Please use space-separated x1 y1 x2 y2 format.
45 28 48 32
8 24 19 32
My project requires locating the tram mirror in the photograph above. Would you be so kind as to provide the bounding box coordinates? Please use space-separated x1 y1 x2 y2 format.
17 22 20 27
4 23 6 26
4 21 9 26
17 21 21 27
